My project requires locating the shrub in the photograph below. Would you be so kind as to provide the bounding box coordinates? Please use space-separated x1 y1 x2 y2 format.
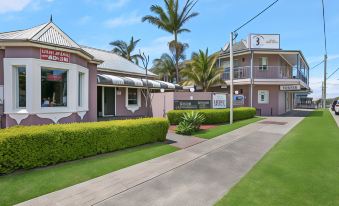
167 107 256 125
0 118 169 174
181 111 205 131
175 121 195 135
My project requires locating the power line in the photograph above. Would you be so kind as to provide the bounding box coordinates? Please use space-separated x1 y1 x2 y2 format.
233 0 279 33
327 67 339 79
310 60 324 70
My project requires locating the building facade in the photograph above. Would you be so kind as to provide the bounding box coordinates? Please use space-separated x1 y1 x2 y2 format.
216 34 310 116
0 21 178 128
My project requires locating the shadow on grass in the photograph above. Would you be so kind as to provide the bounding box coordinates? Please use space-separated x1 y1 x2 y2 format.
308 110 324 117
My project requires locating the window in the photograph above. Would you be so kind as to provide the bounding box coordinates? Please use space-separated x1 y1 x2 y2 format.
15 66 26 108
259 57 268 70
41 68 67 107
78 72 85 107
127 88 138 105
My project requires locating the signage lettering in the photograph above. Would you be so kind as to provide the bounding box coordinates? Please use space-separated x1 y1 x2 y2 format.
40 48 70 63
212 93 227 109
280 85 301 91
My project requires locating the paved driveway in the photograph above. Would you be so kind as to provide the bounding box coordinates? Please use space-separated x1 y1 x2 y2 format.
18 117 303 206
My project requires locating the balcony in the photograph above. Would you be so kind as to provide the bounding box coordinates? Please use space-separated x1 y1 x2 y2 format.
222 66 308 84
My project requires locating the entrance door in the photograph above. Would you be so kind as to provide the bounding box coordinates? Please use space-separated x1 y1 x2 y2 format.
103 87 115 116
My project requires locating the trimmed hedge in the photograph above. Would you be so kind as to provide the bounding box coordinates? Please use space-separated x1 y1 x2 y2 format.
167 107 256 125
0 118 169 174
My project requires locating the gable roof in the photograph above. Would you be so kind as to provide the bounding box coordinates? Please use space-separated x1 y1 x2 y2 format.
81 46 156 77
222 39 248 54
0 21 80 49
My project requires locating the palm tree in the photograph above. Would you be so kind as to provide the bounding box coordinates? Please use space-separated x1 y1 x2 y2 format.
180 49 225 92
110 36 142 65
142 0 199 83
151 53 176 82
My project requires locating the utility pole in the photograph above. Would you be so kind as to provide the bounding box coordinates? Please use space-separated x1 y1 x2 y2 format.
230 32 234 124
323 54 327 108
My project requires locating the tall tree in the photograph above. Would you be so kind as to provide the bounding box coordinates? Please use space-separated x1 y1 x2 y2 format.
151 53 176 83
110 36 142 65
142 0 199 83
181 49 225 92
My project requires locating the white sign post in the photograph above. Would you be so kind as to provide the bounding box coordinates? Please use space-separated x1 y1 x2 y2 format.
212 93 227 109
248 34 280 49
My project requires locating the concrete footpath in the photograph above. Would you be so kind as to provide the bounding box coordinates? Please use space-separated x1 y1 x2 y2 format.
329 108 339 127
17 116 303 206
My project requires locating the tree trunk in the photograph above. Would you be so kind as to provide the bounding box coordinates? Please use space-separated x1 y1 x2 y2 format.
174 32 179 84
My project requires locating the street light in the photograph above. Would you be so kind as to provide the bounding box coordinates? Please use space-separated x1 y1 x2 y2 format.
160 88 166 117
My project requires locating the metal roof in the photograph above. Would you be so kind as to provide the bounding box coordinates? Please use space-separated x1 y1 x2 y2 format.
82 46 156 77
0 22 80 49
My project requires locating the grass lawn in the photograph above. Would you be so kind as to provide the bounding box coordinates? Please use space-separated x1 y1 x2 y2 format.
0 143 178 206
215 110 339 206
194 117 264 139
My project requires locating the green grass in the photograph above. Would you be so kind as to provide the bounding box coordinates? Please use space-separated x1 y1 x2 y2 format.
0 143 178 206
215 110 339 206
194 117 264 139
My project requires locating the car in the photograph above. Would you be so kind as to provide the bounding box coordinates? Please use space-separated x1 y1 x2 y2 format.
335 100 339 115
331 100 337 111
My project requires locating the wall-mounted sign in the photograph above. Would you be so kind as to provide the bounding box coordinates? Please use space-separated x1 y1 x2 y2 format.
234 95 245 106
258 90 269 104
280 85 301 91
212 93 227 109
174 100 211 110
248 34 280 49
40 48 70 63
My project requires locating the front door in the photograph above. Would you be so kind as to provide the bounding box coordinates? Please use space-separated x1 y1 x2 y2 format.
103 87 115 116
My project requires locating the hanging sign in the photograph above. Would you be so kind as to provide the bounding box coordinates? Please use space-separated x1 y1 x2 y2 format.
40 48 70 63
280 85 301 91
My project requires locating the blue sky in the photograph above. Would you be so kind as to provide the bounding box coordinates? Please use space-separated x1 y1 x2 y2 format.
0 0 338 98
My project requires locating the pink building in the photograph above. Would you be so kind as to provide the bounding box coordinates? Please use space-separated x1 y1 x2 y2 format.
0 21 178 128
213 34 310 116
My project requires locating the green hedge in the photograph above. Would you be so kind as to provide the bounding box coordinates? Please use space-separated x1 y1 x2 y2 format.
0 118 169 174
167 107 256 125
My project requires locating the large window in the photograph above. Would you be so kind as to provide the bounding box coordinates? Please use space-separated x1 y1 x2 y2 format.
15 66 26 108
259 57 268 71
41 68 67 107
127 88 138 105
78 72 85 107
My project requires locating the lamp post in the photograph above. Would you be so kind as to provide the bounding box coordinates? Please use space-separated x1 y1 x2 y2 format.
160 88 165 117
229 32 234 124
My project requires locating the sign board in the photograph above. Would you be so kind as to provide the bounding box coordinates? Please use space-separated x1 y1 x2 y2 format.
40 48 70 63
248 34 280 49
258 90 269 104
234 95 245 106
174 100 211 110
212 93 227 109
280 85 301 91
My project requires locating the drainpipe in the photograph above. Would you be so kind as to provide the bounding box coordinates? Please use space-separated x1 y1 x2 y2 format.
250 50 254 107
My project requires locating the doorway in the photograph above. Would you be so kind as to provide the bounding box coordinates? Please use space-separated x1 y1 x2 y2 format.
97 86 116 116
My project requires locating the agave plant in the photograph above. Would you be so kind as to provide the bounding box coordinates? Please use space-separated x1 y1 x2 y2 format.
175 121 195 135
181 111 205 131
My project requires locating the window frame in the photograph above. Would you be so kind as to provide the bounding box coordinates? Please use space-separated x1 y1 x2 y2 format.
78 72 85 107
259 57 268 71
14 65 27 109
125 87 141 113
40 67 68 108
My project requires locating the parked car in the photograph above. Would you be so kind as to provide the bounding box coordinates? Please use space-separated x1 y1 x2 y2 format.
335 100 339 115
331 100 337 111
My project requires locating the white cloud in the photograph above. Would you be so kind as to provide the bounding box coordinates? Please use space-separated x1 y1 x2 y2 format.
104 12 141 28
308 77 339 99
0 0 32 13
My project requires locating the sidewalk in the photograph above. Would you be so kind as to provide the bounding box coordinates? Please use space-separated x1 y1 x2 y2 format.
329 108 339 127
17 116 303 206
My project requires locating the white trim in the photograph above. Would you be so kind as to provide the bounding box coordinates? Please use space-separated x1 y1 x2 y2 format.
36 112 73 123
8 113 29 124
125 87 141 113
4 58 89 117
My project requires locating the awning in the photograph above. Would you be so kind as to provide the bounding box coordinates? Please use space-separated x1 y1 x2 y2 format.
97 74 181 90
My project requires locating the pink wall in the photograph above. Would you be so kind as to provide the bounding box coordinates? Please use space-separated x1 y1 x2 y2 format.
151 92 174 118
85 63 98 122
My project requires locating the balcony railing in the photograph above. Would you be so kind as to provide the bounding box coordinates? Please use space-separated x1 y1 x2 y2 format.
222 66 308 84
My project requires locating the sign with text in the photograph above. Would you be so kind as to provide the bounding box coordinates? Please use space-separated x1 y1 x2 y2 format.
280 85 301 91
174 100 211 110
234 95 245 106
40 48 70 63
212 93 227 109
248 34 280 49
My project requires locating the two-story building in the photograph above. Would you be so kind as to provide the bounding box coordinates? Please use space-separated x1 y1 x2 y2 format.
217 34 310 116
